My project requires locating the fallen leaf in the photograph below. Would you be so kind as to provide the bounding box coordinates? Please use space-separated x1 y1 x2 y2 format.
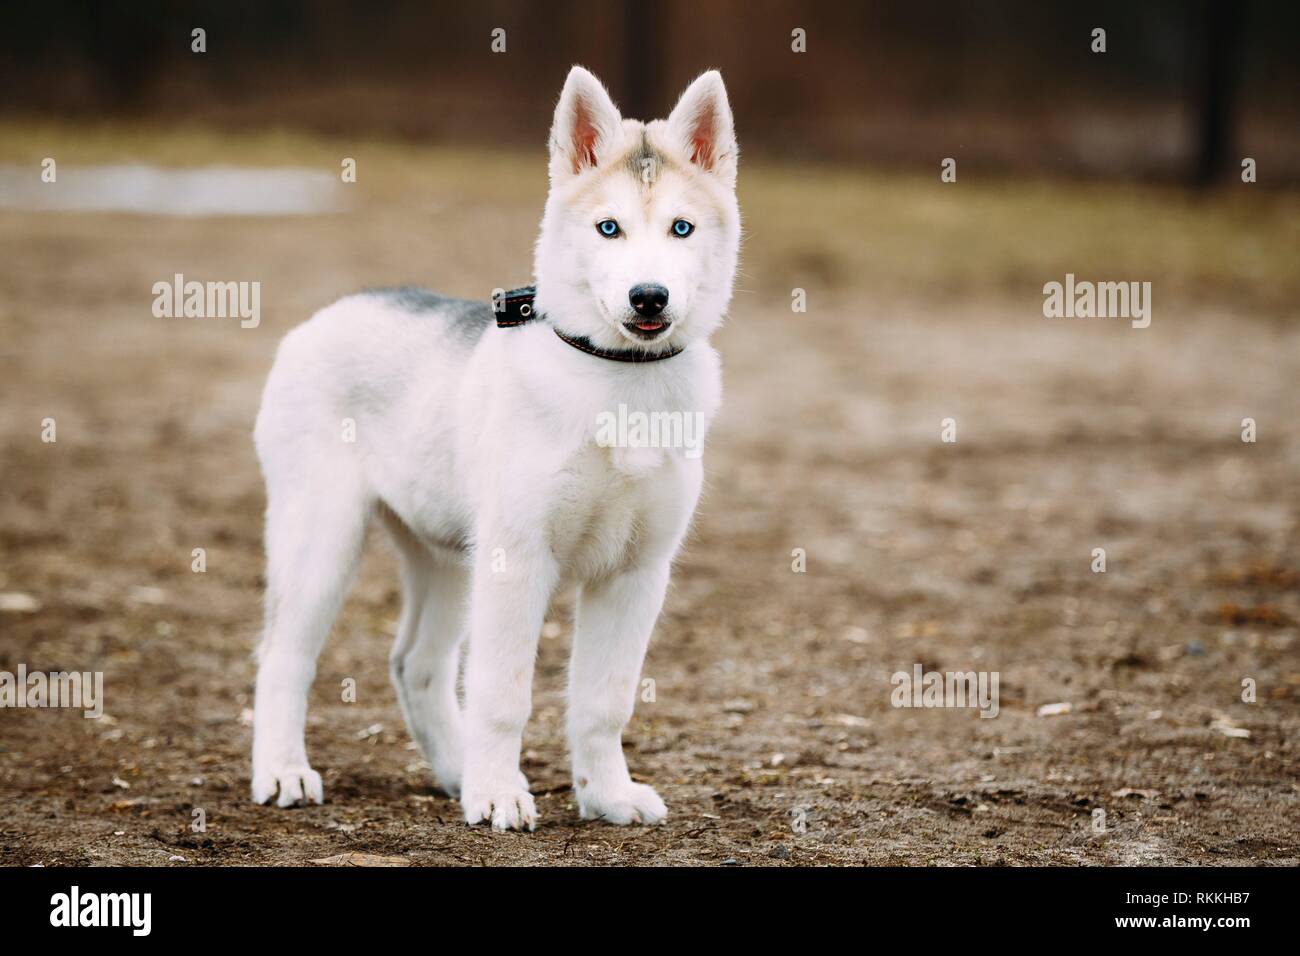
1213 603 1291 627
0 592 41 613
1209 718 1251 739
1111 787 1159 799
128 585 166 605
1213 564 1298 589
1036 702 1072 717
842 626 872 644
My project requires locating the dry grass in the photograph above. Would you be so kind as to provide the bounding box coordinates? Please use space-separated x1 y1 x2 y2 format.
5 120 1298 315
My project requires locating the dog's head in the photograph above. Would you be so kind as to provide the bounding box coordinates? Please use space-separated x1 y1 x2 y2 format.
534 66 740 354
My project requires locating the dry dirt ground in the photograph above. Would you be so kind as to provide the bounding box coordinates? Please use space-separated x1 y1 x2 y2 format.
1 128 1297 865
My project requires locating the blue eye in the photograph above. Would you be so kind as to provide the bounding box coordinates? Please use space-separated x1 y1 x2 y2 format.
597 219 620 238
672 218 694 237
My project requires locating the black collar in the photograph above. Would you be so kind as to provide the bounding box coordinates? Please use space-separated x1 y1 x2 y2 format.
495 285 685 363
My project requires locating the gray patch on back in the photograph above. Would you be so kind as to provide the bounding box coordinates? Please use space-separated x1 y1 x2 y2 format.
367 285 493 349
374 286 451 313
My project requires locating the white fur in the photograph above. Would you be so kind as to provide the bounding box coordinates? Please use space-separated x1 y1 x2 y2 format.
250 67 740 830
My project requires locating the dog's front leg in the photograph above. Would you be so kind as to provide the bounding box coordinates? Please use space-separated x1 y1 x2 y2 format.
568 561 672 825
460 538 557 831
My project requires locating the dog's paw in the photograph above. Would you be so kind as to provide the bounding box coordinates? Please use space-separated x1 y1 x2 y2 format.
251 765 324 808
577 781 667 825
462 780 537 831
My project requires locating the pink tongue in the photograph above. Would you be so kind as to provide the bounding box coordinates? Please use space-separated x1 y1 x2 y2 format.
635 320 663 331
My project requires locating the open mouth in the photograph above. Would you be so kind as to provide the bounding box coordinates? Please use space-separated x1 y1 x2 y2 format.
623 319 671 340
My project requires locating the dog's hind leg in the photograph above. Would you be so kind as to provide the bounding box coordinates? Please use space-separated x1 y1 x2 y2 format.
383 512 468 798
251 473 371 807
385 520 430 765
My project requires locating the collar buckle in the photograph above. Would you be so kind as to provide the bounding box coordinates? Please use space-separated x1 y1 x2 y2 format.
493 285 685 363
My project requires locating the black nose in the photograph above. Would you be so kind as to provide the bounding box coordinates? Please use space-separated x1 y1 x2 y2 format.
629 283 669 317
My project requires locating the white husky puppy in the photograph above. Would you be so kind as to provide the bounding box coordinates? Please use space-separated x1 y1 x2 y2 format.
250 66 739 830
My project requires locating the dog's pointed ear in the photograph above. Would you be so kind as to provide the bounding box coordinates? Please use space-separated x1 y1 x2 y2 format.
666 70 736 183
549 66 623 177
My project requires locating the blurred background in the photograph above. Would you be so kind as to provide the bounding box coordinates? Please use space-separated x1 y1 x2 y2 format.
1 2 1297 866
4 0 1300 183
